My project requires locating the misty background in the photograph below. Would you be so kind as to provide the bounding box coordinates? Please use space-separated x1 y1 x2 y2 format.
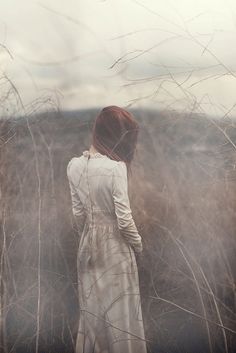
1 0 236 116
1 1 236 353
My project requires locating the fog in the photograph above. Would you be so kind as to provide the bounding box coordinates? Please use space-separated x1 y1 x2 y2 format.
1 1 236 353
1 0 236 116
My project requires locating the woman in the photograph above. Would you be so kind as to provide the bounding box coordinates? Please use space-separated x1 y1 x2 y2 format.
67 106 147 353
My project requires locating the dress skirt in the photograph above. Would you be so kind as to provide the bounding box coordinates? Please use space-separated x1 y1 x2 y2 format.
75 221 147 353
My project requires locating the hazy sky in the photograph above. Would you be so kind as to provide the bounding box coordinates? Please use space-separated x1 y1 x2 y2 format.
1 0 236 117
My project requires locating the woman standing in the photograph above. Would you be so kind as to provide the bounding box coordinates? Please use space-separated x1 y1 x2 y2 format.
67 106 147 353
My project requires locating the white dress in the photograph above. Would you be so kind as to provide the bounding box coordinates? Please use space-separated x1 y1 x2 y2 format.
67 149 147 353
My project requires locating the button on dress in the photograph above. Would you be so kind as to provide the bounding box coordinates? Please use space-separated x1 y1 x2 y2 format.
67 150 147 353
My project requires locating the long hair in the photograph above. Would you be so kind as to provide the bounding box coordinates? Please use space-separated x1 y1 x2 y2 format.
91 106 139 177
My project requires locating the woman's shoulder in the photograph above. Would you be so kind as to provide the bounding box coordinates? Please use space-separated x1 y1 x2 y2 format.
112 160 127 177
67 153 126 177
67 156 83 175
67 155 82 166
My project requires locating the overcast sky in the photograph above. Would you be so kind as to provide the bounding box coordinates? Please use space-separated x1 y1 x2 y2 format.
1 0 236 117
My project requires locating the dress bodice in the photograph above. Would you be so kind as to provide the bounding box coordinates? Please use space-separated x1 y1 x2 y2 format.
67 150 143 253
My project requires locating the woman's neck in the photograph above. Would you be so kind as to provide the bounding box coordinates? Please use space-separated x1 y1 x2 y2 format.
89 145 98 154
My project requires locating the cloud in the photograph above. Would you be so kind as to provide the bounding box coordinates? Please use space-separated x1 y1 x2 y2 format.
1 0 236 117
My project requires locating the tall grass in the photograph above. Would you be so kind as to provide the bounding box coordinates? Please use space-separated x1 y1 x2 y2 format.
0 108 235 352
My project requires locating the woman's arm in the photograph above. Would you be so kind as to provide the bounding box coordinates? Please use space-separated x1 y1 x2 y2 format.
112 162 143 253
67 159 86 239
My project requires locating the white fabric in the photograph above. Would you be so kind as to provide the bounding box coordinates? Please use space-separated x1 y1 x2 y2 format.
67 150 147 353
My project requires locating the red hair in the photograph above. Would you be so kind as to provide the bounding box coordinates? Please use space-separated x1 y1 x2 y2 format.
91 106 139 177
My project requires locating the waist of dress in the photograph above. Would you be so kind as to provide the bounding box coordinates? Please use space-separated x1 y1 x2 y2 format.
84 209 118 225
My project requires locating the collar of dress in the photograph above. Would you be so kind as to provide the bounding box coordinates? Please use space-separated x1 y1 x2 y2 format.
82 150 108 159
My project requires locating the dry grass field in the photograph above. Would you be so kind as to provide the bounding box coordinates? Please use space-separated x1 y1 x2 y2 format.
0 109 236 352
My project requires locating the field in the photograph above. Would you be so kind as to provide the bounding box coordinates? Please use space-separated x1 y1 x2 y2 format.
0 108 236 353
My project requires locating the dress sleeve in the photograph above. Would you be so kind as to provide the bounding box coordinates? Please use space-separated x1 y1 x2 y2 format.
67 159 86 238
112 162 143 253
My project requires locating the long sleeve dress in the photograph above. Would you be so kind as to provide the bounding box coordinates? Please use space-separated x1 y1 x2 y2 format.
67 149 147 353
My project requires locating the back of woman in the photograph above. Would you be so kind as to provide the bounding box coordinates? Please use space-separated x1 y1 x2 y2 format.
67 106 147 353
